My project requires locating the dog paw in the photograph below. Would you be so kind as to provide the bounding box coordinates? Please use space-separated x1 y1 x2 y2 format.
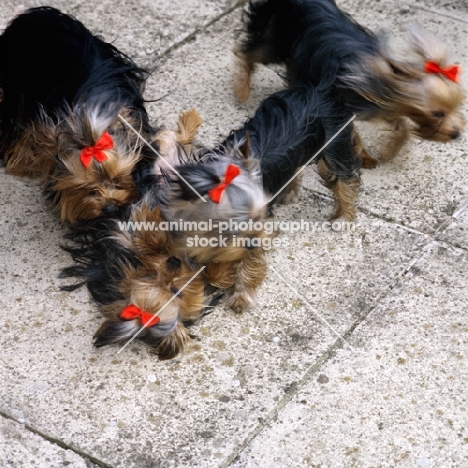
360 156 379 169
224 290 256 313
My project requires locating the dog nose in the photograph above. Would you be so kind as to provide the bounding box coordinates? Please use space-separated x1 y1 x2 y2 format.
450 130 460 139
102 204 119 216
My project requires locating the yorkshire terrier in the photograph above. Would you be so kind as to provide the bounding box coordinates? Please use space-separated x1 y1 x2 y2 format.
60 88 354 355
222 85 359 219
234 0 466 166
157 86 356 311
0 7 157 223
155 137 274 314
61 200 209 360
59 111 207 359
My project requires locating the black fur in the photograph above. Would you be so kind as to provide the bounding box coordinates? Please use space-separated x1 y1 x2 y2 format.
0 6 158 188
155 86 357 209
238 0 382 117
60 212 138 305
222 85 358 197
0 6 148 131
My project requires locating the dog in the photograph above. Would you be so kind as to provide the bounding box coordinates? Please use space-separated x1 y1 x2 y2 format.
61 200 210 360
234 0 465 166
155 138 274 314
59 86 354 355
221 85 359 219
156 85 356 315
58 111 210 360
0 7 157 223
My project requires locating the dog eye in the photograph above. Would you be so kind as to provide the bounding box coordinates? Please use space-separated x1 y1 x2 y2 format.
431 110 445 118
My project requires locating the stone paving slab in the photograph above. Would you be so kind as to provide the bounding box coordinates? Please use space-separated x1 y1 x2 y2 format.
0 0 242 65
0 0 467 467
437 205 468 250
232 242 468 468
1 416 93 468
0 162 428 467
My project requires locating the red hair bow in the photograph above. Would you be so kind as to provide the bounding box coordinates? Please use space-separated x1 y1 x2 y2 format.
120 304 160 327
207 164 241 204
80 131 114 168
424 61 460 83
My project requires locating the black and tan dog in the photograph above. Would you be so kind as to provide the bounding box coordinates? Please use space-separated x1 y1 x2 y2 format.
0 6 156 223
234 0 465 166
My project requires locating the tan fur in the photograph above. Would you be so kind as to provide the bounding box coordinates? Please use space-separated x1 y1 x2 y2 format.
204 262 237 289
152 322 191 360
3 118 57 179
153 109 202 175
352 126 378 169
175 109 202 146
50 106 144 223
344 32 466 150
317 159 359 220
233 52 256 103
95 204 207 360
162 150 274 312
223 249 267 313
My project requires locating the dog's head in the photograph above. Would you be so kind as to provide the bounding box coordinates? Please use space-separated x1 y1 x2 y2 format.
160 135 275 264
403 26 465 141
50 105 142 223
344 26 465 141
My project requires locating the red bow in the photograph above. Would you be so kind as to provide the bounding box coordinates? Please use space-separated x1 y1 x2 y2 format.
207 164 241 204
424 61 460 83
80 131 113 169
120 304 160 327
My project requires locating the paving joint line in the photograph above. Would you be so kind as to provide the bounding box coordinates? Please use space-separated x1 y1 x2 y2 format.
222 237 438 468
301 185 468 247
398 0 468 24
0 410 112 468
148 0 245 69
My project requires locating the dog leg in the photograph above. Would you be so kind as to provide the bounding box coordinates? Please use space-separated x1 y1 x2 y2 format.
204 261 237 290
223 250 267 313
317 160 359 221
352 126 378 169
233 52 256 103
381 117 410 161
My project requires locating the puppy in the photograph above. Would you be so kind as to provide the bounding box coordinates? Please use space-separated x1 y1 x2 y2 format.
222 85 358 219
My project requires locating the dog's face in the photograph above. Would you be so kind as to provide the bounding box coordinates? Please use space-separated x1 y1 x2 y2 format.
406 25 466 142
160 142 275 265
52 154 140 223
95 254 206 360
408 74 465 141
51 106 142 223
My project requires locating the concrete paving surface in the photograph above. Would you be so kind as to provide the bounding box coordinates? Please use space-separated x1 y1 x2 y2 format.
0 0 467 467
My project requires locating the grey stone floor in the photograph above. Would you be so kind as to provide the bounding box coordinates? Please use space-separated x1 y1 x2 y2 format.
0 1 467 467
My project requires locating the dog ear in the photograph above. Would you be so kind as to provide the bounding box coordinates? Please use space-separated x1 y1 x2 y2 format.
407 24 449 65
